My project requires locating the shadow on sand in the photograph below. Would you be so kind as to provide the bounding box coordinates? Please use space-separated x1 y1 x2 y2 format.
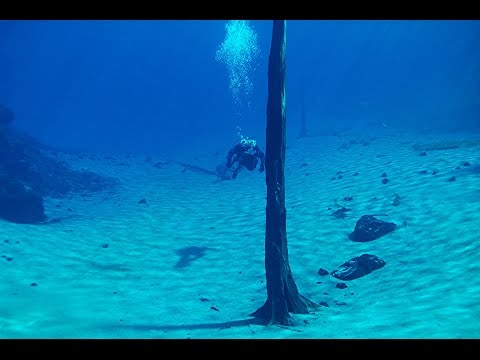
174 246 217 269
110 317 267 332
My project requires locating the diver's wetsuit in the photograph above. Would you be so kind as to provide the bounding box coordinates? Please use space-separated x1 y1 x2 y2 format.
226 141 265 179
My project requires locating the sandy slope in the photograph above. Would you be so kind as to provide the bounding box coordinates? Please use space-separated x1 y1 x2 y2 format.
1 129 479 339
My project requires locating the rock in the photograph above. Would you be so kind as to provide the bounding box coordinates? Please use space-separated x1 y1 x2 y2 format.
381 172 387 178
332 207 351 219
336 283 347 289
0 178 46 224
382 178 389 184
419 170 428 175
447 176 456 182
138 198 147 204
331 254 386 281
0 128 118 198
317 268 329 276
349 215 396 242
319 302 329 307
102 244 109 248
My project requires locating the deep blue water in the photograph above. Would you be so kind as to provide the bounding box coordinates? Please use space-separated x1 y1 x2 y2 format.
0 20 479 156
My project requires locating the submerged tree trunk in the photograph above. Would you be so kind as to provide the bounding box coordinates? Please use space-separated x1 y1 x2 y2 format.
250 20 316 326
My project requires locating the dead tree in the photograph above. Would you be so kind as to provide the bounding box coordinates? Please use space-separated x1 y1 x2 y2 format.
250 20 317 326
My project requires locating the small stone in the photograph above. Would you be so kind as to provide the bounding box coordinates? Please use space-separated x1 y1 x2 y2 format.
317 268 329 276
210 226 215 230
6 257 13 261
67 208 72 212
139 199 147 204
455 166 461 170
200 297 209 302
335 302 347 306
432 170 438 175
336 283 347 289
419 151 427 156
31 282 38 287
419 170 428 175
351 292 354 295
382 178 389 184
210 306 220 312
316 282 322 284
4 240 9 243
337 175 343 179
102 244 109 248
319 302 329 308
300 163 308 168
463 162 471 167
113 291 117 294
323 292 329 295
1 255 6 258
447 176 456 182
381 172 387 177
353 172 359 176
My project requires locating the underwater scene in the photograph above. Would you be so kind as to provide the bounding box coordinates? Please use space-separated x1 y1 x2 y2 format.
0 19 479 339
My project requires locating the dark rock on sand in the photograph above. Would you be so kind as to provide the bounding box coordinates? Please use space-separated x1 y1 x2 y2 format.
332 207 351 219
0 178 46 224
331 254 386 281
349 215 396 242
317 268 329 276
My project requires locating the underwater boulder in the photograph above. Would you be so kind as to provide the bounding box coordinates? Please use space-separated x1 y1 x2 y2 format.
0 177 46 224
331 254 386 281
349 215 396 242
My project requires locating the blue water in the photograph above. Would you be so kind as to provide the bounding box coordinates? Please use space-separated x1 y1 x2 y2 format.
1 20 478 155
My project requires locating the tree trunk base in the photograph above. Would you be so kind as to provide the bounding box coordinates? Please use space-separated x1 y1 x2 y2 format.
250 292 317 326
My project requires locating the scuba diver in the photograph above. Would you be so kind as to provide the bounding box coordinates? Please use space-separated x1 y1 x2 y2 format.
226 137 265 180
